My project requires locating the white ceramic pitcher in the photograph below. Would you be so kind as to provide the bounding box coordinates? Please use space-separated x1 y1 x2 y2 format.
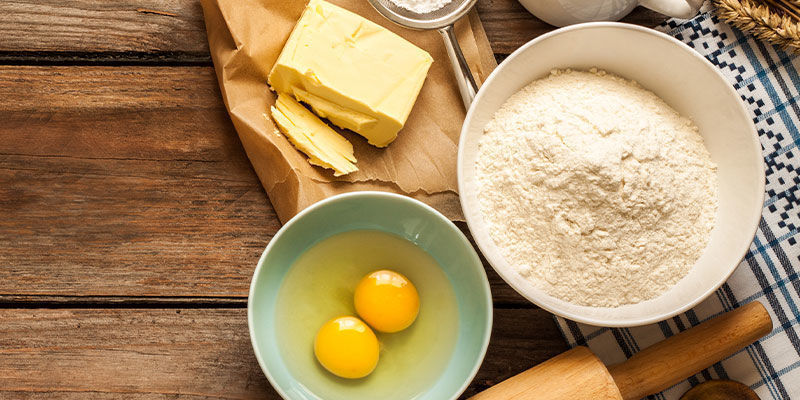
517 0 704 27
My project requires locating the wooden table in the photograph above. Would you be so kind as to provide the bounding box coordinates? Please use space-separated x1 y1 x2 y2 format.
0 1 665 398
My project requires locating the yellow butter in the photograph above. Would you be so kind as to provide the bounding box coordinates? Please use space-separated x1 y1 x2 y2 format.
271 93 357 176
268 0 433 147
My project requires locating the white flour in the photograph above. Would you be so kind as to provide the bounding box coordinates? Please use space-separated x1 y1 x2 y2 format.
476 69 718 307
388 0 453 14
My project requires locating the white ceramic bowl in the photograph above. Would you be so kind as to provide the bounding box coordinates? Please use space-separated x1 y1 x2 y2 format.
458 22 765 327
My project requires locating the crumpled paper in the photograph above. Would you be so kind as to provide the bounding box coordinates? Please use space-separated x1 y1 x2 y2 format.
200 0 496 223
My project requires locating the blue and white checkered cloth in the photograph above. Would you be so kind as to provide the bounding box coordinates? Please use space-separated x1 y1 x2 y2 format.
555 9 800 400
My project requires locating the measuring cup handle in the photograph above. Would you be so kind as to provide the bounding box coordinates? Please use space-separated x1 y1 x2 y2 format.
638 0 703 19
438 25 478 110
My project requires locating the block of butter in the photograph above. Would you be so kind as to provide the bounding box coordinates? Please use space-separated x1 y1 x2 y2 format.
268 0 433 148
271 93 357 176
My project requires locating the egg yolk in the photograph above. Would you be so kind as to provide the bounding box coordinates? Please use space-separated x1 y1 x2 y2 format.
354 270 420 333
314 316 379 379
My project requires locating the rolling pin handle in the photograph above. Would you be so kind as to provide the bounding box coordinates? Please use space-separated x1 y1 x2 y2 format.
608 301 772 400
468 302 772 400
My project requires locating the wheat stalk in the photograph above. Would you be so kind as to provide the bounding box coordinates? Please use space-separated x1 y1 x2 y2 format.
761 0 800 21
775 0 800 18
713 0 800 52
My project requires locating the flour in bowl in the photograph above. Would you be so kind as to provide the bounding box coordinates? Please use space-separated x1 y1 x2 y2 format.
476 69 718 307
389 0 453 14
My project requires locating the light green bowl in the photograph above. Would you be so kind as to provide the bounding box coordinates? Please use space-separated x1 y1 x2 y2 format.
248 191 492 400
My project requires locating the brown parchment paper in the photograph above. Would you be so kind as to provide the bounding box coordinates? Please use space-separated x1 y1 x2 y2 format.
200 0 497 223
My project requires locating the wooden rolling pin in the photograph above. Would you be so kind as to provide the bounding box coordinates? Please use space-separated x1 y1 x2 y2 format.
470 301 772 400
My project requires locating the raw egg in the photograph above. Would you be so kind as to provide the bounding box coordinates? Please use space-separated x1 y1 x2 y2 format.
314 316 379 379
354 270 420 333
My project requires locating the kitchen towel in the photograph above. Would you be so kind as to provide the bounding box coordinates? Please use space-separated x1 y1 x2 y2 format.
556 9 800 400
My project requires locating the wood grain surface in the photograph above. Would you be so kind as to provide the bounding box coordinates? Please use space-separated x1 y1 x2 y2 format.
0 0 666 398
0 0 666 59
0 66 274 298
0 0 209 55
0 308 566 398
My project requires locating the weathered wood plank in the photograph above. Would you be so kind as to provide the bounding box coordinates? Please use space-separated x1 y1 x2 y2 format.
0 0 209 54
0 308 566 398
0 308 271 399
0 65 529 305
0 0 667 59
0 66 276 298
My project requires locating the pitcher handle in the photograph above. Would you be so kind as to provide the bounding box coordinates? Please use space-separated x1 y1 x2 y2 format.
638 0 703 19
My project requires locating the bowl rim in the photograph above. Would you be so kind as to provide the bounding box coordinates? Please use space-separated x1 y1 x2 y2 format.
247 191 494 399
457 22 765 327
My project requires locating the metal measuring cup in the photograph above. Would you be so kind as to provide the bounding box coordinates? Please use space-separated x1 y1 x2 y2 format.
367 0 479 109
